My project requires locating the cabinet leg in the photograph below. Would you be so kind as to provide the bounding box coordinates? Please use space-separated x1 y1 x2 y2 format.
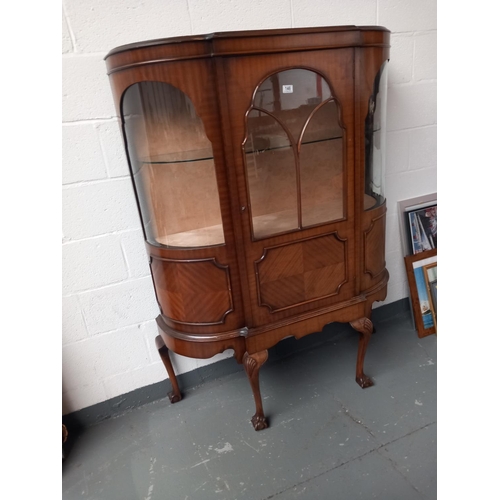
349 318 375 389
243 350 269 431
155 336 182 403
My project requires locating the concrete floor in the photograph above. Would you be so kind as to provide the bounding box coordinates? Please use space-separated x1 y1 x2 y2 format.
62 309 437 499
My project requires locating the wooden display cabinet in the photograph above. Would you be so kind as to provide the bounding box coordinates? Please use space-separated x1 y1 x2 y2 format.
105 26 390 430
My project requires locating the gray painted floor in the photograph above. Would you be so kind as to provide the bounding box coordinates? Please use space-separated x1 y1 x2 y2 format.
62 310 437 499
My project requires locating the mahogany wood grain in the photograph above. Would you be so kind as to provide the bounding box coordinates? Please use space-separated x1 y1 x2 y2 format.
105 26 391 430
156 315 247 364
243 350 269 430
349 317 375 388
155 335 182 403
255 232 347 312
150 256 233 326
361 203 387 291
221 48 357 327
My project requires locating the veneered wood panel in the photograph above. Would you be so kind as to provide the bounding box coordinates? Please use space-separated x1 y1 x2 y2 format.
221 48 356 325
256 233 347 312
361 203 387 291
151 257 233 325
364 213 386 278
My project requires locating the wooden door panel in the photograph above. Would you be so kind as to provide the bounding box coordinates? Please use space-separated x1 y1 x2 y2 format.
223 49 356 326
150 256 234 326
255 232 348 312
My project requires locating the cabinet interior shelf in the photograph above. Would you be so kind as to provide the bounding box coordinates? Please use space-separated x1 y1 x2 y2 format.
141 136 343 165
154 194 377 247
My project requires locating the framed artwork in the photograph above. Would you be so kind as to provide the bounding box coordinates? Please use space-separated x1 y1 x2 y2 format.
407 204 437 254
397 193 436 257
405 248 437 338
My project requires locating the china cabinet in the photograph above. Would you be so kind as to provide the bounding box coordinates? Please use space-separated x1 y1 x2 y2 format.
105 26 390 430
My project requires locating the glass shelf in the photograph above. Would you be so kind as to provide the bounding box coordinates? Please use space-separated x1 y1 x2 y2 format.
245 135 342 155
156 223 225 247
122 81 225 249
141 147 214 165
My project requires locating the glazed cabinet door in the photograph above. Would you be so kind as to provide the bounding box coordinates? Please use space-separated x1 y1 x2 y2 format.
221 49 357 327
108 59 245 334
356 47 390 294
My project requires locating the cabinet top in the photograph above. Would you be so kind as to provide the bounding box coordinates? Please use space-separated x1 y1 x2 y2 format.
105 26 390 74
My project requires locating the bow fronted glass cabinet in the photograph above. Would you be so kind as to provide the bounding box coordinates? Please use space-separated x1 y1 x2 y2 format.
105 26 390 430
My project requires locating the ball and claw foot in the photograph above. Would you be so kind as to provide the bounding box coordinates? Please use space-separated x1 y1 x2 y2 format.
350 317 375 390
155 336 183 405
356 374 374 389
168 392 182 404
251 414 268 431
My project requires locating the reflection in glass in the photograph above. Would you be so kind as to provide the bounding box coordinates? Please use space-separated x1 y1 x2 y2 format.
365 61 388 210
122 82 224 247
300 100 344 227
245 109 298 239
244 69 345 239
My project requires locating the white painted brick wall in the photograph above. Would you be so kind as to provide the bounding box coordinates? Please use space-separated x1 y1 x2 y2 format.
62 55 116 121
62 0 437 413
62 179 141 240
64 0 192 53
77 278 159 335
62 296 88 344
378 0 437 32
189 0 293 32
388 34 413 85
414 32 437 80
62 236 129 294
292 0 377 27
62 124 109 184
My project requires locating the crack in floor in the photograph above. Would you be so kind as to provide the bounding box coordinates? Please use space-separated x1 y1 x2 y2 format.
261 421 435 500
333 396 378 439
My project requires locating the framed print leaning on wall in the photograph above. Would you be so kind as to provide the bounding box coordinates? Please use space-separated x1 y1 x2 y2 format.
407 204 437 254
405 248 437 338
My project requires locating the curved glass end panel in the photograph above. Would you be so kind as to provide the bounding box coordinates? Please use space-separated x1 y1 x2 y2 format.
244 69 345 239
121 82 224 248
365 61 388 210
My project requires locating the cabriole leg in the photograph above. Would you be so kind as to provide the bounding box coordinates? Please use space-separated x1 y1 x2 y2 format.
349 318 375 389
243 350 269 431
155 335 182 403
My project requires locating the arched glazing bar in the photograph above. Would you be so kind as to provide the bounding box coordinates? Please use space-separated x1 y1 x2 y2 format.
243 69 345 239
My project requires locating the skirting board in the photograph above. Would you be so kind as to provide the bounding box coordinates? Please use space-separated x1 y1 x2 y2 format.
63 298 410 434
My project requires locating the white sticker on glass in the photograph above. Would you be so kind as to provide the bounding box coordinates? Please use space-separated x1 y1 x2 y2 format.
282 85 293 93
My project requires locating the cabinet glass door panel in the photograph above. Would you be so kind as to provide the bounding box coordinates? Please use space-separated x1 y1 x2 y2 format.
244 109 298 239
300 99 344 227
253 69 332 141
122 81 224 248
243 69 345 239
365 61 388 210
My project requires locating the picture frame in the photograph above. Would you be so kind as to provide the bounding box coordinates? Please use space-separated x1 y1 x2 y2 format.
404 248 437 338
406 204 437 255
397 193 436 257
